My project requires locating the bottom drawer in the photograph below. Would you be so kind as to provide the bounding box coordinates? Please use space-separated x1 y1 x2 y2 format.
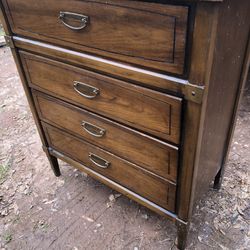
43 123 176 212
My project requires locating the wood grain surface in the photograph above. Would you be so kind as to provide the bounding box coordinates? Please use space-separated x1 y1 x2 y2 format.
2 0 188 75
33 91 179 182
21 51 182 144
43 123 177 212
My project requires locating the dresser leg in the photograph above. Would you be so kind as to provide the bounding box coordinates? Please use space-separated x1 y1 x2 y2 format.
44 147 61 177
176 220 189 250
48 154 61 177
213 167 223 190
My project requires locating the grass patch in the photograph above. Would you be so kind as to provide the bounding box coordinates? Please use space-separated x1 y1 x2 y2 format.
34 220 50 232
0 163 10 183
0 24 5 36
0 28 5 37
12 215 20 224
3 233 12 244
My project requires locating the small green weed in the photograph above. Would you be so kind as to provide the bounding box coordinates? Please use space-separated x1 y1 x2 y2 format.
0 163 10 183
0 25 5 36
12 215 20 224
3 233 12 244
34 220 50 232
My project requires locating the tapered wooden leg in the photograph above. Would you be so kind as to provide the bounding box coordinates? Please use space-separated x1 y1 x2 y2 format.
48 154 61 177
213 167 224 190
44 147 61 177
176 220 189 250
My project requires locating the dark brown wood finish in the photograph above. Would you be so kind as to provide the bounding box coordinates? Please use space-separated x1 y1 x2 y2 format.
43 123 177 212
13 36 190 94
193 0 250 201
188 3 219 86
177 2 219 222
174 3 220 247
2 0 188 75
1 0 249 249
176 1 249 247
20 51 182 144
213 39 250 189
33 91 179 182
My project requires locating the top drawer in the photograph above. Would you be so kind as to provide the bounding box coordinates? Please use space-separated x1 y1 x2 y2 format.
2 0 189 75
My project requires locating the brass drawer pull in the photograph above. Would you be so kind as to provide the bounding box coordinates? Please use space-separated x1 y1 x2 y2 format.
73 81 99 99
59 11 89 30
89 153 110 169
81 121 106 138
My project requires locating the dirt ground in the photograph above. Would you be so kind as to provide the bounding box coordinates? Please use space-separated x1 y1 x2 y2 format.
0 46 249 250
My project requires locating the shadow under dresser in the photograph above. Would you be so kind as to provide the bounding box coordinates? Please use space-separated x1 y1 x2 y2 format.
1 0 249 249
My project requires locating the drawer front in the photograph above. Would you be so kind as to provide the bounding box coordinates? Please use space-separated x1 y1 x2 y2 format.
43 123 176 212
34 91 178 182
21 52 182 144
3 0 188 75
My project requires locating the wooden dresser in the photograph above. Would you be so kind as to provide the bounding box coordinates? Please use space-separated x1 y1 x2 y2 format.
1 0 249 248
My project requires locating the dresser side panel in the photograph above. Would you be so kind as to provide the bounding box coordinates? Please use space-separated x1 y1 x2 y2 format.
193 0 250 203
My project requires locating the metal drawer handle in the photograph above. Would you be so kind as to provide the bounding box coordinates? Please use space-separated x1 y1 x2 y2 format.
59 11 89 30
89 153 110 169
81 121 106 138
73 81 99 99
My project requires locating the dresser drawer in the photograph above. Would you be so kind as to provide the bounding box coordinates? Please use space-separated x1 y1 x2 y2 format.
43 123 176 211
34 91 178 182
3 0 188 75
21 52 182 144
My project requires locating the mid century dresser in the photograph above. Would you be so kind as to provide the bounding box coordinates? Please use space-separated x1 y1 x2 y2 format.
1 0 249 248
